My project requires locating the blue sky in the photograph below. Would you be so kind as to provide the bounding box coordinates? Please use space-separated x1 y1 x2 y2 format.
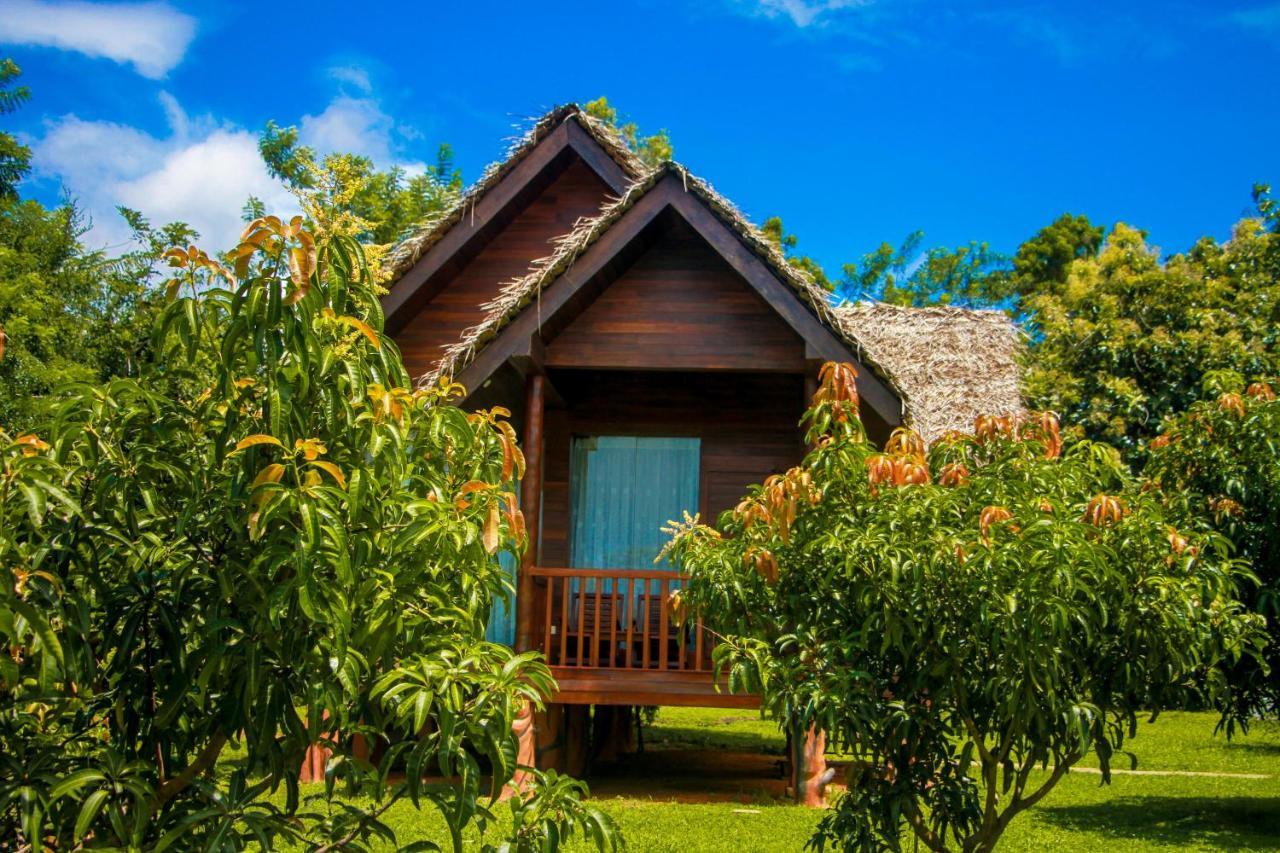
3 0 1278 276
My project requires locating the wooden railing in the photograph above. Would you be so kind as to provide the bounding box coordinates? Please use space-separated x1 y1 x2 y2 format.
530 567 712 672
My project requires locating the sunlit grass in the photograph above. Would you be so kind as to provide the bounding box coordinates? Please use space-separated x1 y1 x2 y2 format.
277 709 1280 851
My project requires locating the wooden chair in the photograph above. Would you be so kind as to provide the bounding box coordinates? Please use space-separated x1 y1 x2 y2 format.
563 590 622 667
625 590 684 670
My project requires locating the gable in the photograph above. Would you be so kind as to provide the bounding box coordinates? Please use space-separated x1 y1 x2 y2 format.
383 108 644 347
545 212 805 372
395 156 614 380
382 106 1023 441
441 172 904 430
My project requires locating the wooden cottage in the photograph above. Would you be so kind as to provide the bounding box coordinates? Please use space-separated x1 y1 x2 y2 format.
380 105 1022 793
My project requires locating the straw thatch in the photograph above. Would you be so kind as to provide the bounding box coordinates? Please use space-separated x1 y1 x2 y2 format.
833 303 1024 441
382 105 648 283
385 106 1024 440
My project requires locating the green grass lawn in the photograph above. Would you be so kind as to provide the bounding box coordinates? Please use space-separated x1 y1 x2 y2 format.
292 709 1280 852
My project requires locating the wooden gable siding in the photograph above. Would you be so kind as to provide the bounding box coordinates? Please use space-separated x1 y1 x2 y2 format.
396 158 612 379
537 370 806 568
544 215 806 373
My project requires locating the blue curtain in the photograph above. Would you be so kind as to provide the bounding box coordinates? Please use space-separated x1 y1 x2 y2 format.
570 436 701 569
485 485 519 646
484 548 517 646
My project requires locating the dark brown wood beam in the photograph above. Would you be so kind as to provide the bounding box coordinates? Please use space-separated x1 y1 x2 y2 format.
668 180 902 428
383 114 636 331
453 181 675 392
565 118 631 194
515 373 545 652
453 172 903 430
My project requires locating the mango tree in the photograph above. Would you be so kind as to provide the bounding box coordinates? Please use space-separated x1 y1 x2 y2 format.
0 218 618 850
1144 370 1280 723
664 363 1264 852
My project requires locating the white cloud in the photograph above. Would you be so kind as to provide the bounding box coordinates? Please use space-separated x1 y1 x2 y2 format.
749 0 872 27
327 63 373 94
1228 3 1280 34
32 94 296 251
0 0 196 79
29 78 414 252
298 95 397 164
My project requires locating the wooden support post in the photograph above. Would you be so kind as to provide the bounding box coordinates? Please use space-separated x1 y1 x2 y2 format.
536 703 567 772
565 705 590 778
802 363 820 452
300 710 333 783
502 700 538 800
516 373 545 653
789 724 831 807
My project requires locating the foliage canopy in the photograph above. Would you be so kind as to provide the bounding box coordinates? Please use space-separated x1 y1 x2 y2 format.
0 212 617 850
665 363 1264 852
1144 371 1280 723
0 61 175 430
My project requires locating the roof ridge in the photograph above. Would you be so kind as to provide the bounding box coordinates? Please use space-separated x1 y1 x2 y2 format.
422 157 1023 439
380 104 648 282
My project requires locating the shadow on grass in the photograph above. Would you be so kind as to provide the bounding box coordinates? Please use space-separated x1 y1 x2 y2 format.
1232 741 1280 759
645 717 786 755
1038 796 1280 850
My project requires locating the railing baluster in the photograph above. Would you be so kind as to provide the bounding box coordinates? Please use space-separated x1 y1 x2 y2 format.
625 578 635 669
559 575 569 666
527 568 717 676
576 577 587 667
609 579 618 669
591 579 602 667
658 577 670 671
543 577 554 663
642 582 652 670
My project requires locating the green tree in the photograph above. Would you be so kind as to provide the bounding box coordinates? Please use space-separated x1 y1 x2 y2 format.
1023 208 1280 452
0 212 617 850
664 363 1262 853
0 61 173 430
1001 213 1104 302
832 232 1005 308
259 120 463 246
583 97 673 167
0 59 31 200
834 232 922 303
762 215 833 290
1144 371 1280 720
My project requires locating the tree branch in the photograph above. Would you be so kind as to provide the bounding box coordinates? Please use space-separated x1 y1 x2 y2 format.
1015 754 1077 812
312 789 405 853
154 730 228 810
902 801 949 853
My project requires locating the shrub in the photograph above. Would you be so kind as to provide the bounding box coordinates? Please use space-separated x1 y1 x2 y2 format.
665 363 1264 852
1145 370 1280 722
0 219 617 850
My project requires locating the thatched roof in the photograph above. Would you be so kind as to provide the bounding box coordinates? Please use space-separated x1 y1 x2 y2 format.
382 105 648 283
385 106 1024 440
833 303 1023 441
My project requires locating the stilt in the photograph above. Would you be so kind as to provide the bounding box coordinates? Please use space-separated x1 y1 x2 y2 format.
300 738 329 783
503 700 538 799
300 710 334 783
565 705 590 777
592 705 632 763
789 724 830 807
536 702 567 771
299 721 368 783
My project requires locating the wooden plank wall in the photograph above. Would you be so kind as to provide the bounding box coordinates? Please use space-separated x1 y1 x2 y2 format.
396 158 612 379
545 216 806 373
538 370 807 567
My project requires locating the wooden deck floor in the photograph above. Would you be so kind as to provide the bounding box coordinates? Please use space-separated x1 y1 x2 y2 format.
550 667 760 708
